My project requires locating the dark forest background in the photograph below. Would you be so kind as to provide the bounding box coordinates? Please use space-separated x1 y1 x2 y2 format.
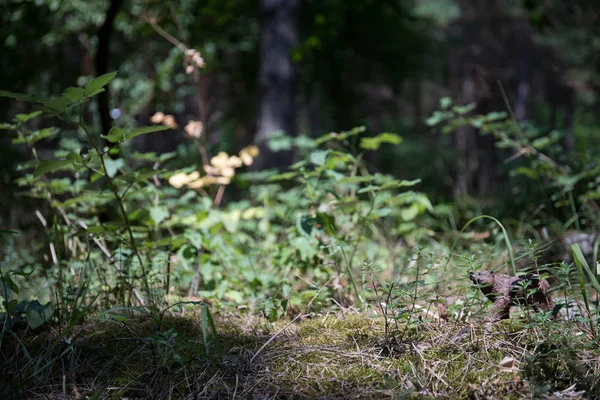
2 0 599 223
2 2 600 397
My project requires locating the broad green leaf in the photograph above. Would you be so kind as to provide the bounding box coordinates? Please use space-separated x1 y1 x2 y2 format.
440 97 453 109
452 103 476 115
310 150 329 166
103 126 169 143
184 231 204 248
224 290 244 303
316 212 336 235
294 135 316 149
34 159 75 177
26 301 54 329
360 133 403 151
40 96 71 113
81 226 109 235
511 167 538 180
15 111 43 123
325 169 344 181
159 152 177 162
0 276 18 299
104 158 124 178
84 71 118 97
115 169 164 183
62 87 85 103
297 214 314 236
268 171 297 181
401 204 421 221
357 185 379 194
150 206 169 225
12 127 59 145
483 111 507 121
425 111 447 127
380 179 421 190
103 127 126 143
282 284 292 298
315 126 365 145
0 90 40 102
267 130 293 151
291 236 317 261
126 125 170 140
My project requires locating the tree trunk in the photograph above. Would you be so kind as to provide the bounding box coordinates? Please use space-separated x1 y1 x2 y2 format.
454 68 477 199
95 0 124 137
254 0 298 170
563 90 575 154
515 22 531 122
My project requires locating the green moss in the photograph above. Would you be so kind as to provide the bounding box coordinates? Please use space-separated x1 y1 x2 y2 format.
2 312 598 399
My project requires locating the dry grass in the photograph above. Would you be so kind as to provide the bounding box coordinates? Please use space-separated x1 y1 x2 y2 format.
2 308 598 399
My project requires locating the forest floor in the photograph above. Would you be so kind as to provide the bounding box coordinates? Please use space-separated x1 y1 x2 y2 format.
2 309 598 399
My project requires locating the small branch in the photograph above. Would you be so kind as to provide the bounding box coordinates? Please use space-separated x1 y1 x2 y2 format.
250 313 303 363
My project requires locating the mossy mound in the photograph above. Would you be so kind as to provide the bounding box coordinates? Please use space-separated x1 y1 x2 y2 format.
1 311 597 399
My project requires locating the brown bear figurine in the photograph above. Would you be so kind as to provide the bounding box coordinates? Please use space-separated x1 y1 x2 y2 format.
469 270 557 321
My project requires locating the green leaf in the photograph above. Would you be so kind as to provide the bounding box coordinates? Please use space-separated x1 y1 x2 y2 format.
268 171 297 181
62 87 85 103
0 276 18 299
84 71 118 97
291 236 317 261
315 126 365 145
126 125 170 140
401 204 420 221
0 90 40 102
0 229 20 235
150 206 169 225
483 111 507 121
40 96 71 113
83 225 115 234
310 150 329 166
297 214 314 236
282 284 292 298
511 167 538 180
104 158 124 178
14 111 43 123
184 231 204 249
266 130 293 151
294 135 316 149
572 244 600 293
452 103 476 115
12 127 59 145
440 97 453 110
380 179 421 190
316 212 337 235
34 159 75 177
103 127 126 143
360 133 403 150
200 304 218 353
159 152 177 162
425 111 447 127
103 126 169 143
26 301 54 329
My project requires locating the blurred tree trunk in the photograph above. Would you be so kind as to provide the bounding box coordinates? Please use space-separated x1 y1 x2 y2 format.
515 22 531 122
412 77 423 134
254 0 298 170
563 90 575 154
95 0 124 137
454 69 477 199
